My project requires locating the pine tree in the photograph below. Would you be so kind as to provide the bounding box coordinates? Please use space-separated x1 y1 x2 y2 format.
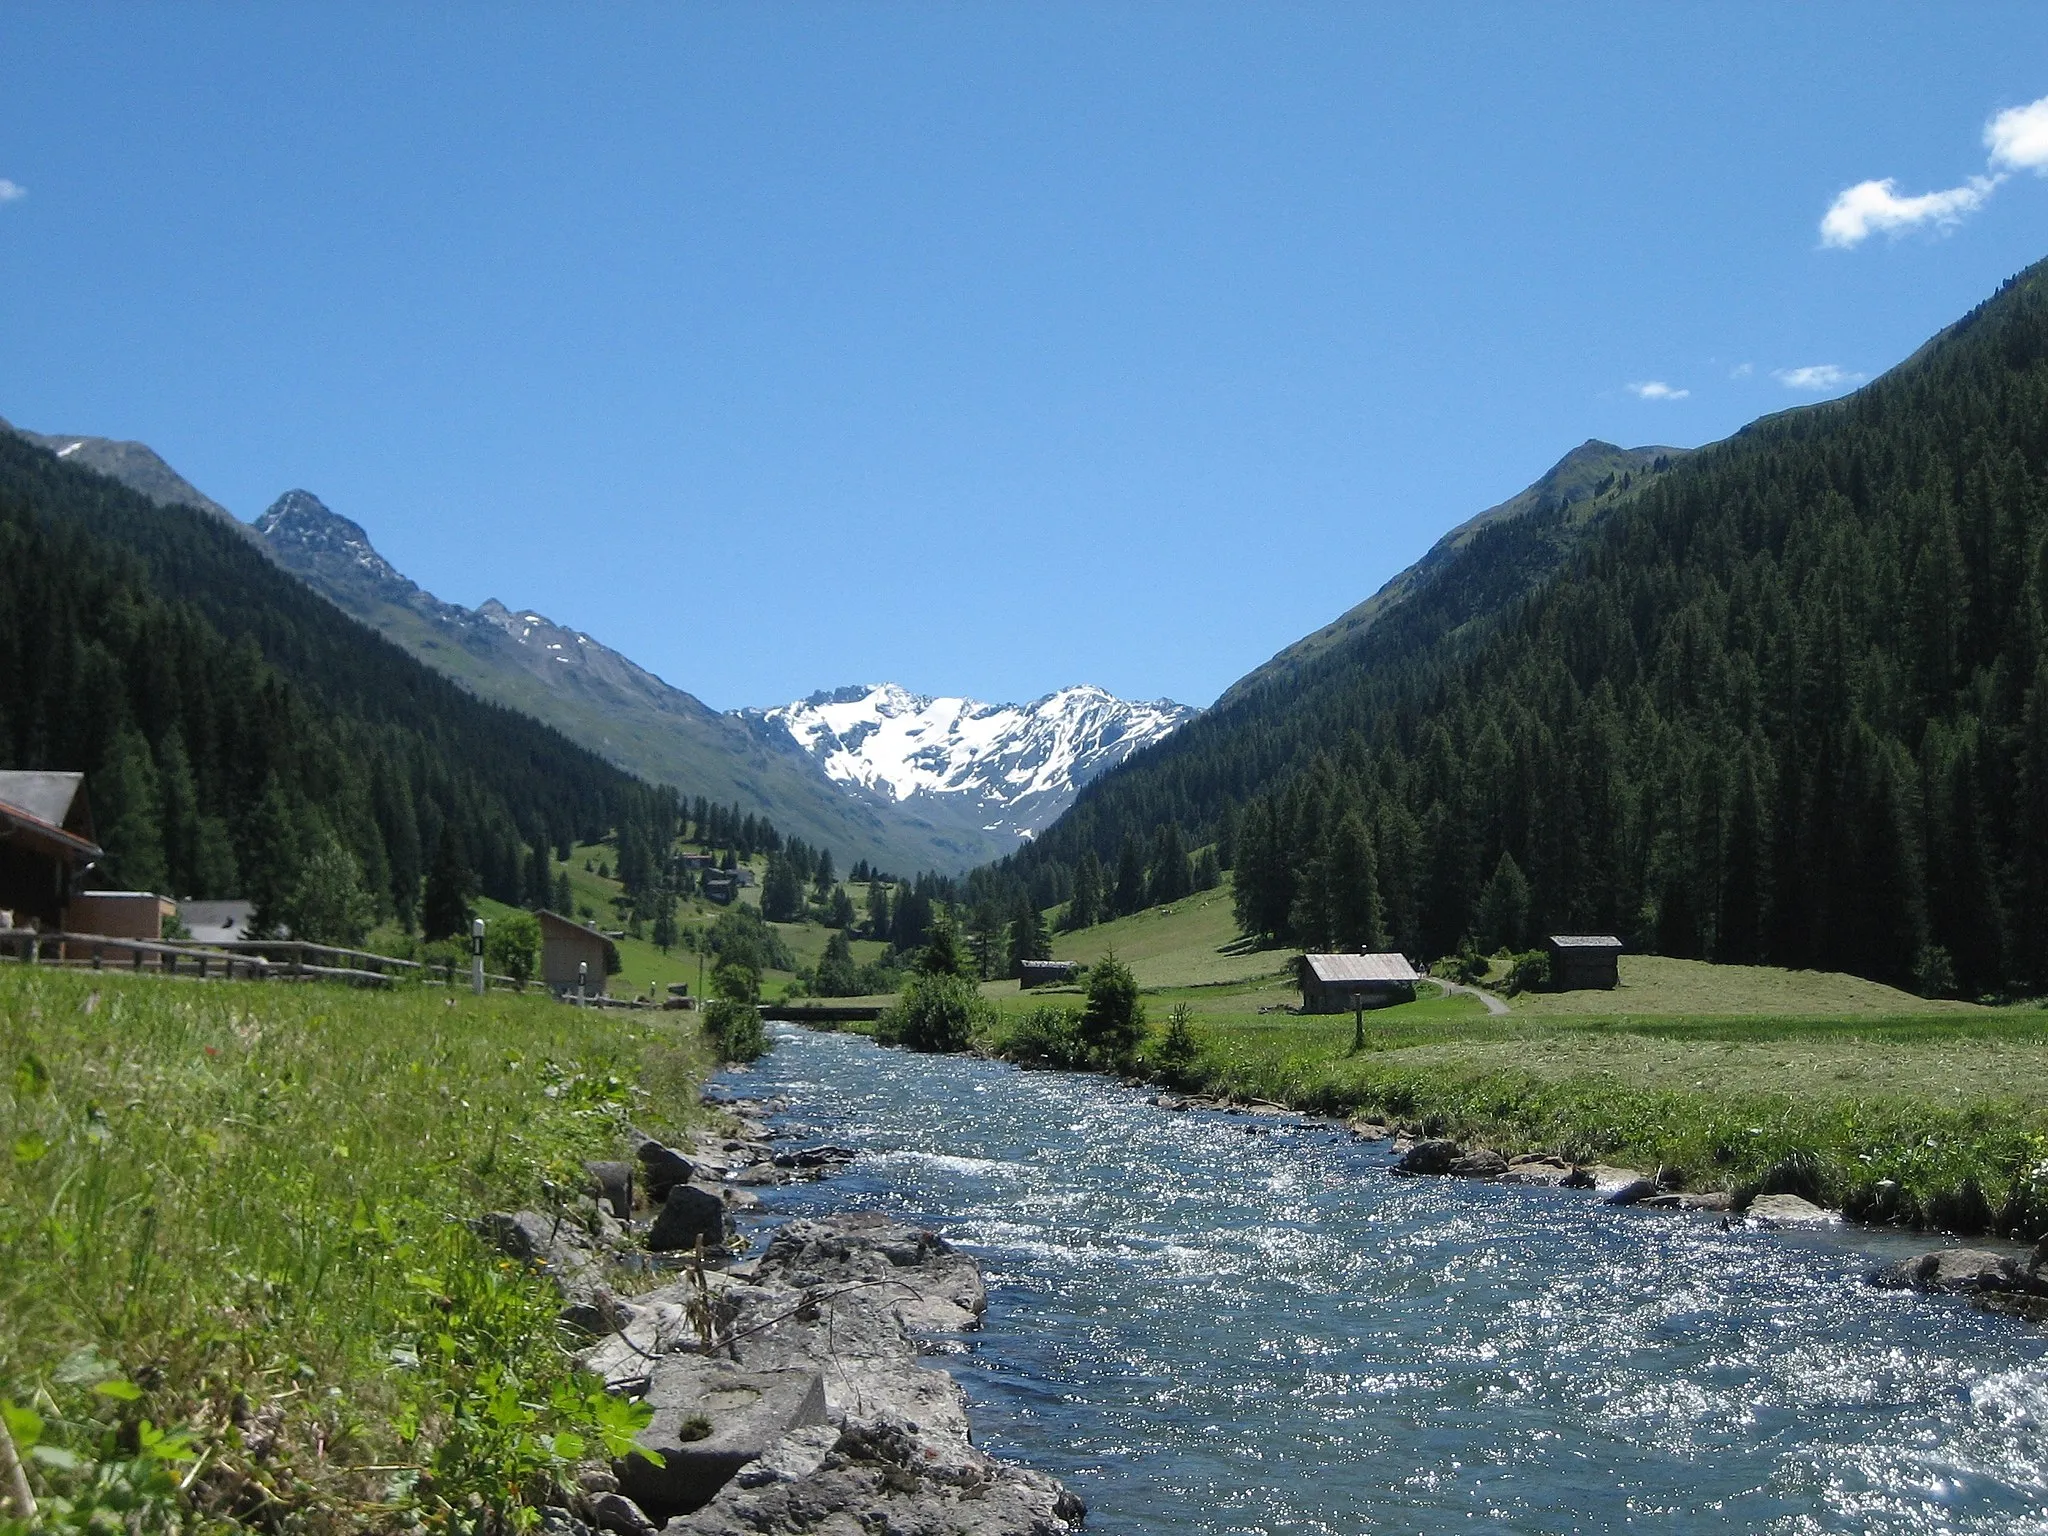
1147 823 1192 905
1007 899 1049 977
553 867 574 913
245 774 307 937
421 824 475 941
1327 811 1383 951
829 885 857 929
97 727 166 894
1475 850 1531 954
1065 850 1103 930
1113 836 1147 917
814 929 859 996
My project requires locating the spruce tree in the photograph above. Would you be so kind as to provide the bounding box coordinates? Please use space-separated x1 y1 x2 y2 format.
421 824 475 941
815 929 859 996
1113 837 1147 917
1065 850 1103 930
1007 899 1049 977
97 727 167 894
1475 851 1530 954
245 774 307 937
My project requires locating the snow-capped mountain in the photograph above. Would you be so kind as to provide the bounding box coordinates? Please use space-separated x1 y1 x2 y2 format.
743 683 1196 843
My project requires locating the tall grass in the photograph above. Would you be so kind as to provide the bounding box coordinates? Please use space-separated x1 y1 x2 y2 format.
0 968 709 1533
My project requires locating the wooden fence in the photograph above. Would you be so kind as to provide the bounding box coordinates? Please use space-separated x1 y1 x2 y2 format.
0 929 524 992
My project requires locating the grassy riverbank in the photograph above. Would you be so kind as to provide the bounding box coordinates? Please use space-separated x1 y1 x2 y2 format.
0 967 708 1532
964 890 2048 1240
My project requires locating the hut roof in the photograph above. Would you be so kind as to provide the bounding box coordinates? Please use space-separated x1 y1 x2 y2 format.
1546 934 1624 950
1303 952 1419 984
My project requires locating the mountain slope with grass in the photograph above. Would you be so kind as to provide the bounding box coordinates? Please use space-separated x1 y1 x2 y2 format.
984 256 2048 1000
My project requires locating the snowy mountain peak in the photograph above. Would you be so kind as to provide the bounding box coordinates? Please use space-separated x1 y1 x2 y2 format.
742 682 1195 842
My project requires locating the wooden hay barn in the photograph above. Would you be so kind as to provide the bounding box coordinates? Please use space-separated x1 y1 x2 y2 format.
537 909 616 998
1019 959 1079 989
1300 952 1419 1012
0 771 103 931
1545 934 1623 990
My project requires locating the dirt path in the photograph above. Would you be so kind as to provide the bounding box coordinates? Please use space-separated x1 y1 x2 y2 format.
1432 978 1510 1016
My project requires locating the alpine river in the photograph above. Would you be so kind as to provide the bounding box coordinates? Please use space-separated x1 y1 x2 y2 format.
714 1024 2048 1534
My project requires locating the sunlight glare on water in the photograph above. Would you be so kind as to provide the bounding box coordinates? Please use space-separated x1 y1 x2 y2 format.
718 1026 2048 1534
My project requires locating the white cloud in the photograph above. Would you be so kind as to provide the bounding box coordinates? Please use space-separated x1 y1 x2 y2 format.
1773 364 1865 392
1730 362 1754 379
0 180 24 204
1819 175 1998 248
1626 381 1689 401
1987 95 2048 173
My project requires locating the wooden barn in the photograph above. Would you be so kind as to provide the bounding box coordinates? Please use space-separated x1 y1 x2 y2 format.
66 891 176 942
1019 959 1079 989
0 771 103 931
1300 952 1420 1012
702 871 738 905
1545 934 1623 990
537 909 616 998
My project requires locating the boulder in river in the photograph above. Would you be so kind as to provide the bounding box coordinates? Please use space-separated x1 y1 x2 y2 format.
1744 1193 1840 1228
1603 1177 1661 1206
647 1184 727 1252
1641 1191 1734 1213
1449 1149 1509 1178
1392 1139 1463 1176
1871 1248 2047 1296
1499 1155 1576 1185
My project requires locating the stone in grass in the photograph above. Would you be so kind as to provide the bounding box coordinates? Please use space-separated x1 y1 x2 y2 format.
586 1161 634 1220
1744 1193 1840 1228
647 1184 726 1252
637 1140 698 1201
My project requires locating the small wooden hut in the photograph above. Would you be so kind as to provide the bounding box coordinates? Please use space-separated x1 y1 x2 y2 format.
1299 952 1420 1012
1544 934 1623 990
537 909 615 998
1019 959 1079 989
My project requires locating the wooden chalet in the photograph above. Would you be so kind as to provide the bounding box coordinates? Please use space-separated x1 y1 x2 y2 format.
1299 952 1420 1012
1019 959 1079 989
0 771 104 930
537 909 617 998
1545 934 1623 990
702 871 738 905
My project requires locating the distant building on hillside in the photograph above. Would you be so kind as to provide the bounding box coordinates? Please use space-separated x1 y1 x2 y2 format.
1545 935 1623 990
0 770 103 931
733 867 757 888
679 853 714 872
537 909 615 998
181 899 258 945
1019 959 1079 989
1299 952 1420 1012
703 871 738 905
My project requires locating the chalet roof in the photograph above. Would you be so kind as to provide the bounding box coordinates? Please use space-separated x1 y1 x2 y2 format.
1019 959 1077 973
1547 934 1624 950
1303 952 1420 984
0 770 102 862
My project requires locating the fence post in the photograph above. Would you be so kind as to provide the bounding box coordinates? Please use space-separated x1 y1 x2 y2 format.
471 918 486 998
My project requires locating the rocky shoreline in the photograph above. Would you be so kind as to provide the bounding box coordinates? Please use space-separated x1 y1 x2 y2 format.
482 1093 1085 1536
1153 1092 2048 1325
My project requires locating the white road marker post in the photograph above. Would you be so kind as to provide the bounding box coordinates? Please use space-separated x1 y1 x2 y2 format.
471 917 486 996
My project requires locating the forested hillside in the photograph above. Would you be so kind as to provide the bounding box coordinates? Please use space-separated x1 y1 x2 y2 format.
0 430 676 929
980 258 2048 998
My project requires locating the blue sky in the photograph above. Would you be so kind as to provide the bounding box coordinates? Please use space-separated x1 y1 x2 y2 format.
6 6 2048 711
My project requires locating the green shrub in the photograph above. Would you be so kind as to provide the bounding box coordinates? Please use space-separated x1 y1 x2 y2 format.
485 910 541 990
999 1003 1087 1068
1503 949 1550 996
876 971 991 1053
703 998 768 1062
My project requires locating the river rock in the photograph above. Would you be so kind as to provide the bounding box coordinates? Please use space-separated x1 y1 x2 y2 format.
1392 1139 1462 1176
1349 1119 1392 1142
582 1490 659 1536
647 1184 727 1252
615 1358 830 1519
638 1140 698 1200
1499 1156 1575 1186
477 1210 628 1337
1870 1247 2046 1295
1641 1191 1734 1213
1449 1149 1509 1178
756 1212 987 1334
586 1161 635 1220
1586 1165 1653 1195
772 1144 858 1170
1603 1177 1661 1206
1745 1193 1841 1228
